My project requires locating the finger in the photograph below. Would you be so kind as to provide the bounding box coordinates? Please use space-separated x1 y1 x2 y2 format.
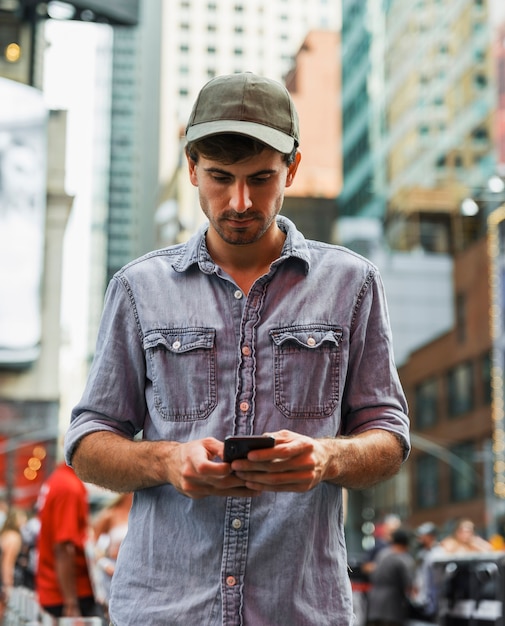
235 468 314 487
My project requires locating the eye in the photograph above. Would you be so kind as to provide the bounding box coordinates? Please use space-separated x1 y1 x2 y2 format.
211 174 232 183
250 175 271 185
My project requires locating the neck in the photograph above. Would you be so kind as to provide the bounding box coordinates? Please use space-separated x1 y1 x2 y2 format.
206 224 286 293
208 222 285 269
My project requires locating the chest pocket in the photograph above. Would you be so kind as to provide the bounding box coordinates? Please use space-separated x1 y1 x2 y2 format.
144 328 217 421
269 325 342 418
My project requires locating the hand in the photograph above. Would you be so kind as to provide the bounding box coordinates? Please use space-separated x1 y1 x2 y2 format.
230 429 329 493
166 437 260 499
62 601 81 617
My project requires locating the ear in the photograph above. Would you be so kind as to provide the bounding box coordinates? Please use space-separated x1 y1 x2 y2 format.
285 151 301 188
186 151 198 187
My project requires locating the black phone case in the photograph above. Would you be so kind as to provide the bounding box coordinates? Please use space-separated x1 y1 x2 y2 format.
223 436 275 462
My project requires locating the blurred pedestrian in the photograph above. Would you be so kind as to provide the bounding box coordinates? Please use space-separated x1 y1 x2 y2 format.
362 514 402 576
439 518 493 554
409 522 441 622
92 492 133 619
35 462 102 619
0 499 8 529
16 510 40 590
366 527 415 626
0 506 27 619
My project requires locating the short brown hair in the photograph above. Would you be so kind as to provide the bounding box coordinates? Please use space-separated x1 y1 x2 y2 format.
186 133 298 166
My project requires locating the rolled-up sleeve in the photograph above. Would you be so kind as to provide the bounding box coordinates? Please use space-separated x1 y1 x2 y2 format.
64 276 147 465
340 269 410 459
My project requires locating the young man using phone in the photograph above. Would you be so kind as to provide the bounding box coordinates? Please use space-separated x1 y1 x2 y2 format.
65 72 410 625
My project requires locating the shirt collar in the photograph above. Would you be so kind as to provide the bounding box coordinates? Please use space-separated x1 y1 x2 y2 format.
172 215 311 274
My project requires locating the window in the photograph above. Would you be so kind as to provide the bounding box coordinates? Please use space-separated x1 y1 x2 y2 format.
455 292 467 343
447 362 474 416
482 351 491 405
416 455 439 508
474 74 487 88
449 442 476 501
472 127 488 141
415 379 438 429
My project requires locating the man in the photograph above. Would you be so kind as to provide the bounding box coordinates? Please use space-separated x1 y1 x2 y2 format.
410 522 440 622
362 514 402 576
365 528 415 626
35 462 100 619
65 72 410 625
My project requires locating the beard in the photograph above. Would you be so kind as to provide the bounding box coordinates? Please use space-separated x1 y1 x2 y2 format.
201 202 282 246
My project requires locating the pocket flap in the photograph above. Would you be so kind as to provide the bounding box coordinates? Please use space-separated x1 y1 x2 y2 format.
269 326 342 349
143 328 215 353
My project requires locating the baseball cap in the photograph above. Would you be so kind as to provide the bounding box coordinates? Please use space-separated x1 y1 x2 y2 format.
185 72 300 153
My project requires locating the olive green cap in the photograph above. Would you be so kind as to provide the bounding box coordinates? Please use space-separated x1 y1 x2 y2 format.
185 72 299 153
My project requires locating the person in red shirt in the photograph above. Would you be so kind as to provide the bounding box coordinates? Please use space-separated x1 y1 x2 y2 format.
35 462 101 619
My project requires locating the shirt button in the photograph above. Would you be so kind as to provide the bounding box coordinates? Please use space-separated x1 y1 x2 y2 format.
232 518 242 530
234 290 243 300
242 346 251 356
172 340 181 350
307 336 316 347
240 401 249 412
226 576 237 587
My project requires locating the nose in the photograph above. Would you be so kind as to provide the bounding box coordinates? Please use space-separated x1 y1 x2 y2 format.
229 181 252 213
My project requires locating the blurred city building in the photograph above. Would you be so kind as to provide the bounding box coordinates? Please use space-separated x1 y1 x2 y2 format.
339 0 386 220
0 0 139 507
496 21 505 172
0 80 71 507
383 0 494 255
281 28 341 242
400 237 493 534
339 0 505 551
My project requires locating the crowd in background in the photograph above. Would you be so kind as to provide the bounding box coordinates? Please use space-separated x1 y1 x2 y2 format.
354 514 502 626
0 464 132 624
0 465 503 625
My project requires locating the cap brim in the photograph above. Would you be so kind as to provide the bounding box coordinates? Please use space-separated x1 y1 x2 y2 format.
186 119 296 153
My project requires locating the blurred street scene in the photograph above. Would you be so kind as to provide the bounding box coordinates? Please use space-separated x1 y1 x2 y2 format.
2 0 505 623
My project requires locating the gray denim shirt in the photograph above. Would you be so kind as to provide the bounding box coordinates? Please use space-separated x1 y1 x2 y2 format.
65 216 409 626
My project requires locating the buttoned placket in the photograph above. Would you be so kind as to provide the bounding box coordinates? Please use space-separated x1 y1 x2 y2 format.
221 278 268 625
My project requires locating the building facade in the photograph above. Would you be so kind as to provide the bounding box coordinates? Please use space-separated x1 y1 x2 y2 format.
400 236 494 535
384 0 495 254
339 0 387 218
0 0 139 508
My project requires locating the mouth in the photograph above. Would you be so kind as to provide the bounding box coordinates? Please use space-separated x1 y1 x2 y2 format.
225 216 257 229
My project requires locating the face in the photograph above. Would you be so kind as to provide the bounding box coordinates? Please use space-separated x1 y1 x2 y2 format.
187 147 300 246
455 521 474 543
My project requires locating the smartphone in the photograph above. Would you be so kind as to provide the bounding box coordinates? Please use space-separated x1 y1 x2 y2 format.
223 435 275 462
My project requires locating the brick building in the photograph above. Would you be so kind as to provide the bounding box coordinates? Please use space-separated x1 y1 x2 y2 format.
399 236 494 536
